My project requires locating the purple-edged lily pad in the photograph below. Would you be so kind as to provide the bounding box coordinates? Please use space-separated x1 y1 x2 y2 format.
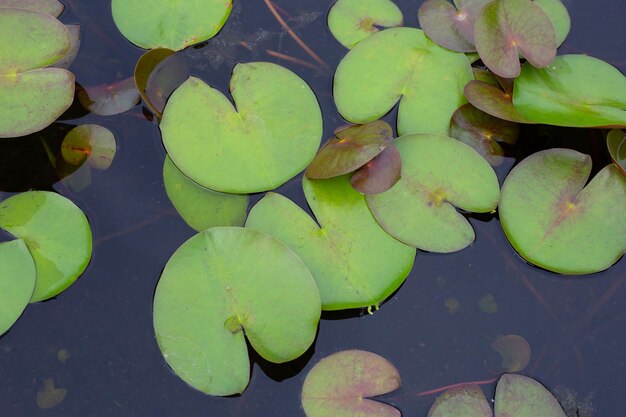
490 335 531 372
427 385 492 417
464 80 534 124
495 374 567 417
351 143 401 194
301 350 401 417
78 77 140 116
607 129 626 175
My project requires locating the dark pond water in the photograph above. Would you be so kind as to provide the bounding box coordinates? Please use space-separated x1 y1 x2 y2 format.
1 0 625 416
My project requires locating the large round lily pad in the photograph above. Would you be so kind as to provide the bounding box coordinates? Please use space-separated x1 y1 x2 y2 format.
0 191 92 301
334 27 473 136
513 55 626 127
0 0 63 17
0 239 36 336
495 374 567 417
499 149 626 274
111 0 232 51
0 9 74 138
153 227 320 396
367 134 500 253
246 175 415 310
427 385 492 417
301 350 401 417
161 62 323 193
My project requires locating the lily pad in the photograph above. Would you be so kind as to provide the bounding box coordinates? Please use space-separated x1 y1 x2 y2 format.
61 124 116 170
246 175 415 310
161 62 323 193
163 156 248 232
0 0 63 17
51 24 81 70
0 191 92 301
328 0 403 49
36 378 67 409
495 374 567 417
0 240 36 336
474 0 556 78
512 55 626 127
534 0 570 47
367 134 500 253
490 335 531 372
78 77 140 116
153 227 320 396
350 143 402 194
499 148 626 274
301 350 401 417
464 80 534 123
111 0 232 51
0 9 74 138
607 129 626 175
334 27 473 136
306 121 393 179
427 385 492 417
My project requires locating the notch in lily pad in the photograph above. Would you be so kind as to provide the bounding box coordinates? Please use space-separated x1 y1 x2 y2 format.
61 124 116 170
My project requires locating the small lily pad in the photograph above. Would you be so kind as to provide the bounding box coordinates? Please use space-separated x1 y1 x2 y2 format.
36 378 67 409
0 191 92 301
0 240 36 336
306 121 393 179
474 0 556 78
163 156 248 232
111 0 232 51
367 134 500 253
161 62 323 193
78 77 140 116
427 385 492 417
328 0 403 49
0 0 63 17
464 80 534 123
51 24 81 70
334 27 473 136
478 293 498 313
495 374 567 417
607 129 626 175
350 143 402 194
153 227 320 396
512 55 626 127
61 124 116 170
499 149 626 274
490 335 531 372
301 350 401 417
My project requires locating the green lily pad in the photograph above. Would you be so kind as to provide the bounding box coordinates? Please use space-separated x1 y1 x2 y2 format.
490 335 531 372
246 175 415 310
464 80 534 123
534 0 570 47
163 156 248 232
350 143 402 194
0 240 36 336
474 0 556 78
427 385 492 417
153 227 320 396
478 293 498 313
161 62 323 193
367 134 500 253
301 350 401 417
78 77 140 116
512 55 626 127
418 0 490 52
0 0 63 17
334 27 473 136
495 374 567 417
0 9 74 138
111 0 232 51
61 124 116 170
306 121 393 179
499 148 626 274
51 24 81 70
0 191 92 301
328 0 403 49
607 129 626 175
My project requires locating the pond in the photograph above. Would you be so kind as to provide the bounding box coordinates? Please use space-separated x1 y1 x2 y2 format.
0 0 625 415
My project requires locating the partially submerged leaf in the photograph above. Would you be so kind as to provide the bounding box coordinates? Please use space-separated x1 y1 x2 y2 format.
499 149 626 274
0 0 63 17
301 350 401 417
490 335 531 372
607 129 626 175
78 77 140 116
495 374 567 417
51 24 81 70
0 240 36 336
350 143 402 194
427 385 492 417
61 124 116 170
153 227 320 396
464 80 534 123
36 378 67 409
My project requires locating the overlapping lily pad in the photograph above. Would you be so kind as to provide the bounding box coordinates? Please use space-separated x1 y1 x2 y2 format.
0 240 36 335
51 24 81 70
163 156 248 232
512 55 626 127
161 62 323 194
78 77 140 116
464 80 534 123
367 134 500 253
495 374 567 417
534 0 570 46
153 227 321 396
350 144 402 194
301 350 401 417
0 191 92 301
111 0 232 50
427 385 492 417
0 0 63 16
61 124 116 170
246 175 415 310
328 0 403 49
607 129 626 174
0 9 74 138
333 27 473 136
499 149 626 274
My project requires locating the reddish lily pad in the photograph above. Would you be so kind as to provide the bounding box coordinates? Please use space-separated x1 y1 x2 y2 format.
78 77 140 116
301 350 401 417
464 80 534 123
350 143 401 194
61 124 116 170
490 335 531 372
306 121 393 179
499 149 626 274
427 385 492 417
474 0 556 78
0 0 63 17
495 374 567 417
607 129 626 175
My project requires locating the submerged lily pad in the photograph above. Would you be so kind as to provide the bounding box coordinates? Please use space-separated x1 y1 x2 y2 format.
78 77 140 116
427 385 492 417
499 149 626 274
0 0 63 16
0 191 92 301
464 80 534 123
111 0 232 50
161 62 323 193
36 378 67 409
474 0 556 78
328 0 403 49
490 335 531 372
495 374 567 417
153 227 320 396
0 240 36 336
367 134 500 253
513 55 626 127
246 175 415 310
301 350 401 417
0 9 74 138
334 27 473 136
607 129 626 174
350 143 402 194
163 156 248 232
61 124 116 170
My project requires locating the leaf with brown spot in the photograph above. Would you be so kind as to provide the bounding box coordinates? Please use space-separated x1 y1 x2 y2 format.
61 124 116 170
464 80 534 124
351 143 401 194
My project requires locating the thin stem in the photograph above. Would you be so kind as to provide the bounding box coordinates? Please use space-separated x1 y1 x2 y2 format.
266 50 320 69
